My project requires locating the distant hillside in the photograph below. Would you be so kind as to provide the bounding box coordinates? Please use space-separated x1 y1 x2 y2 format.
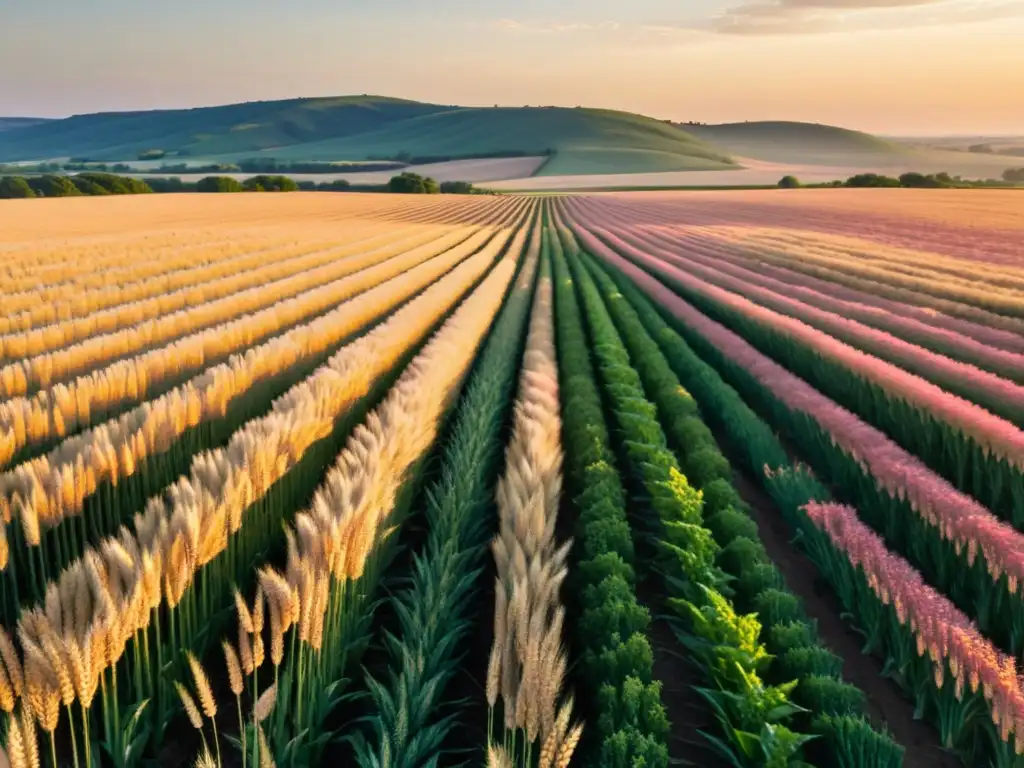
0 118 52 133
0 98 736 176
0 97 450 161
262 106 736 175
685 121 903 164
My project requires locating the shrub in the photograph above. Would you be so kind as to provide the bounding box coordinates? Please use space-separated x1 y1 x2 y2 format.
796 676 866 717
737 562 786 600
145 177 189 193
707 506 761 545
388 172 440 194
70 177 111 195
717 536 768 578
317 179 352 191
778 175 801 188
0 176 37 198
685 447 732 487
769 621 817 652
844 173 901 188
776 646 843 680
702 478 744 519
76 172 152 194
753 587 804 626
440 180 474 194
243 174 298 192
196 176 244 193
898 171 954 188
26 175 82 197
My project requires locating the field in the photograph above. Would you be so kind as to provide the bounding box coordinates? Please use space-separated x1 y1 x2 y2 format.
0 189 1023 768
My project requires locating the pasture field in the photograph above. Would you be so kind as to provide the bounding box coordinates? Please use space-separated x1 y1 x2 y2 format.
0 189 1021 768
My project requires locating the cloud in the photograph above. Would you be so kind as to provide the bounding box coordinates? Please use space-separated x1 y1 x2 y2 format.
709 0 1023 34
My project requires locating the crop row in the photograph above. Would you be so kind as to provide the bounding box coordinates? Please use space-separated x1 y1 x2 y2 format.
0 215 524 624
568 203 1024 766
0 223 492 467
551 209 902 767
0 204 531 767
178 226 522 767
580 203 1024 385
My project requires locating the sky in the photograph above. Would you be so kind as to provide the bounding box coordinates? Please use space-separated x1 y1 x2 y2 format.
1 0 1022 135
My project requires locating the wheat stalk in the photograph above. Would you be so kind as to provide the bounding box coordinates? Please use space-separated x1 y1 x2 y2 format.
486 259 582 762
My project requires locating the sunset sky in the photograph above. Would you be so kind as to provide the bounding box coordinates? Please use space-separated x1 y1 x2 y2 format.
2 0 1022 135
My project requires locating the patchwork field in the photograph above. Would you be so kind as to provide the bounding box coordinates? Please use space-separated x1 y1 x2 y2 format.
0 189 1022 768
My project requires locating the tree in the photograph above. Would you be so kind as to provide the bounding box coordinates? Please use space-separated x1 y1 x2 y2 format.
0 177 36 199
137 149 166 161
898 172 955 188
242 175 299 192
146 177 190 193
388 172 439 194
196 176 244 193
26 175 81 197
75 172 153 194
1004 168 1024 183
317 179 351 192
297 180 317 191
440 180 475 194
969 143 994 154
844 173 901 188
71 178 111 195
777 175 801 189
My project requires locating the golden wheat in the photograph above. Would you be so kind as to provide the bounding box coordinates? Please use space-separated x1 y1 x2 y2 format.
1 219 522 732
212 219 522 758
486 259 582 762
0 223 450 381
0 223 505 537
0 224 483 471
0 226 391 342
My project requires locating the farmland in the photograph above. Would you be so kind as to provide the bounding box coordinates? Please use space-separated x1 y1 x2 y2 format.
0 189 1022 768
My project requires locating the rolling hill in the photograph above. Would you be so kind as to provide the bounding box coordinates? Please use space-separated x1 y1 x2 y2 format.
0 117 52 133
0 98 736 175
683 120 903 164
0 97 451 161
260 106 737 175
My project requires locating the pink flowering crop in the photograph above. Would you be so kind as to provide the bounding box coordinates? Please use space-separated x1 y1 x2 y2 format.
574 194 1024 355
564 200 1024 474
804 501 1024 752
573 195 1024 354
563 205 1024 597
604 223 1024 407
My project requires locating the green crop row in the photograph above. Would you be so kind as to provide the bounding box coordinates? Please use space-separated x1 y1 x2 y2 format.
587 251 904 767
558 232 825 767
549 225 671 767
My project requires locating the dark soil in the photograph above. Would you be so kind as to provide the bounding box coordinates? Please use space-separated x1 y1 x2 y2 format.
730 471 961 768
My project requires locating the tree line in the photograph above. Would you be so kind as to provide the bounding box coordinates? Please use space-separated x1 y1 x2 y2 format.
779 167 1024 189
0 171 484 199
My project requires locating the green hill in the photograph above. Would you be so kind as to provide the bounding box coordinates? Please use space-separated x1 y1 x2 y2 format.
0 99 736 175
0 96 450 161
684 121 904 164
0 118 52 133
261 106 736 174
